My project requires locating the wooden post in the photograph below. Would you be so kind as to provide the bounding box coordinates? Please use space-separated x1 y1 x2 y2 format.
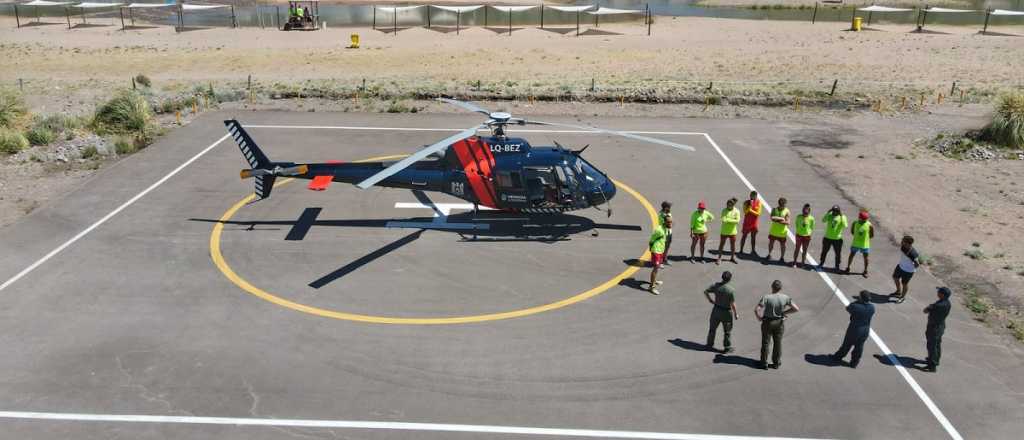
457 10 460 35
794 97 801 111
372 6 376 30
982 10 991 34
812 2 818 24
119 7 124 31
176 111 181 125
540 4 544 29
393 7 397 35
132 76 136 90
508 8 512 36
66 7 71 29
919 94 925 107
14 4 20 28
950 81 956 95
829 79 838 96
647 4 651 36
937 92 943 104
704 96 710 112
426 5 430 28
485 6 488 27
901 96 907 111
960 89 965 106
576 10 579 36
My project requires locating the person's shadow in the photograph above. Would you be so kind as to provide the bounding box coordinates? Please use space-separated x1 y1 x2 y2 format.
667 338 709 352
805 353 845 367
874 354 927 370
619 278 650 292
712 354 762 369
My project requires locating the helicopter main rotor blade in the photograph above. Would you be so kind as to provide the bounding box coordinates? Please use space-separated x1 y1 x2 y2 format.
436 98 492 116
355 125 484 190
527 120 696 152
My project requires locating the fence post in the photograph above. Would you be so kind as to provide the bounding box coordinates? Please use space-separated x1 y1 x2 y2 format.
132 77 136 90
950 81 956 95
590 78 595 92
812 3 818 24
19 78 24 92
829 79 838 96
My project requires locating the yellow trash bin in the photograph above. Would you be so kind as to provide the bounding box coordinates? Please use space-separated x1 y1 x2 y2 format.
349 34 360 49
852 17 862 31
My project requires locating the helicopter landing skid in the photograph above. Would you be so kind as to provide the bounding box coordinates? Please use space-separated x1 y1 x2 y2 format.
385 202 493 231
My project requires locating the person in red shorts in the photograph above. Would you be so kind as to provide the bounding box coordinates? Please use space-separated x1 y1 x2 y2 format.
648 217 671 295
739 191 762 256
791 203 815 268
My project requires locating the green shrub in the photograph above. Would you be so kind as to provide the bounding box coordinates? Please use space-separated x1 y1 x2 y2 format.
981 93 1024 149
25 126 55 146
0 127 29 154
134 74 152 88
93 89 154 135
114 136 136 155
81 145 98 159
385 100 412 113
0 88 27 128
34 114 84 134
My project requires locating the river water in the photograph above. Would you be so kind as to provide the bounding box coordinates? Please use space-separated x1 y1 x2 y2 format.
5 1 1024 27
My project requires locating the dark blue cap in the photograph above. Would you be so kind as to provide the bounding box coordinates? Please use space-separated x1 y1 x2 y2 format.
936 287 952 297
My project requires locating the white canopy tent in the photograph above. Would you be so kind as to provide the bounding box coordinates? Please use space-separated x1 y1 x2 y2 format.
69 2 123 28
854 5 913 27
12 0 73 28
541 4 593 34
372 4 424 33
488 5 537 35
176 3 236 31
983 9 1024 34
917 6 977 31
119 2 175 30
586 6 646 28
423 5 482 34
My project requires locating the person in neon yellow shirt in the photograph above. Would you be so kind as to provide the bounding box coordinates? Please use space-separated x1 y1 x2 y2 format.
689 200 715 262
658 201 673 267
844 210 875 277
648 217 671 295
791 203 814 268
766 197 790 262
817 205 848 272
716 197 741 265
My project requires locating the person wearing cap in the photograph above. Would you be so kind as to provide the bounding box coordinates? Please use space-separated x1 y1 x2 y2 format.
891 235 922 303
831 290 875 368
817 205 848 272
689 201 715 262
658 201 674 266
923 287 952 372
755 280 799 369
648 217 671 295
704 271 739 353
791 203 815 268
844 210 875 277
739 191 762 256
716 197 741 265
766 197 791 263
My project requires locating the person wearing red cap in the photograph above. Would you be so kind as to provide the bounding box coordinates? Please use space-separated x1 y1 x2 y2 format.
690 200 715 262
844 210 875 277
739 191 762 256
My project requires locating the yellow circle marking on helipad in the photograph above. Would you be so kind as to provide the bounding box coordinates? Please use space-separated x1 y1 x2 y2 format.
210 156 657 325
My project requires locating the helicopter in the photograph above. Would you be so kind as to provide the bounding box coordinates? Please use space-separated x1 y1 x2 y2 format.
226 98 694 218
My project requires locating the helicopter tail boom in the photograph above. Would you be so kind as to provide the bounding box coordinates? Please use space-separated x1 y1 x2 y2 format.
226 119 301 201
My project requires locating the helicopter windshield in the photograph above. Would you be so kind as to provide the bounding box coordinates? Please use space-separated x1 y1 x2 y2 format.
574 157 603 184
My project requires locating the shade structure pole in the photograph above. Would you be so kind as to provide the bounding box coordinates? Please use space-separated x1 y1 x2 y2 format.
576 10 579 36
393 8 396 35
982 9 991 34
130 6 134 26
647 4 652 36
540 4 543 28
231 5 237 28
867 11 872 26
508 9 511 36
65 7 71 29
457 10 460 35
595 11 599 27
485 6 488 27
119 7 124 30
426 5 430 28
14 4 20 28
372 6 375 30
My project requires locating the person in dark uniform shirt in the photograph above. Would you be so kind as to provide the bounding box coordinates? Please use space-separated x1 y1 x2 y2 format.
704 271 739 353
831 290 875 368
924 287 952 372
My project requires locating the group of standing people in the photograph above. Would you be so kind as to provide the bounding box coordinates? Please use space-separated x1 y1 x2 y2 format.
646 192 951 372
701 271 952 372
648 191 924 303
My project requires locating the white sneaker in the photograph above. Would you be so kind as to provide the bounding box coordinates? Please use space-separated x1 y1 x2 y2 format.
650 289 660 295
655 281 664 286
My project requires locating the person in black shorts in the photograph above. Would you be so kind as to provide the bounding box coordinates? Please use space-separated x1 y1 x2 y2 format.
891 235 921 303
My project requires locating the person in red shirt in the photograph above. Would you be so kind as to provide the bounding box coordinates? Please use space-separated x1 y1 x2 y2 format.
739 191 762 256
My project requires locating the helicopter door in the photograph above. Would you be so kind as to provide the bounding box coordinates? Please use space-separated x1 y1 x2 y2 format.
524 167 559 208
495 170 527 208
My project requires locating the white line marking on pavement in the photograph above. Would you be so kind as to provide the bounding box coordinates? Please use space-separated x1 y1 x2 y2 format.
701 133 964 440
0 411 832 440
0 133 232 294
244 124 707 137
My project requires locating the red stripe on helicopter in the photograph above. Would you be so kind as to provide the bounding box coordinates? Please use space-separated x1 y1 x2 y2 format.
467 138 498 204
451 138 496 208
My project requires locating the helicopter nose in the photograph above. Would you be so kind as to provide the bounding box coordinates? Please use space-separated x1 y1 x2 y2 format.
589 178 616 205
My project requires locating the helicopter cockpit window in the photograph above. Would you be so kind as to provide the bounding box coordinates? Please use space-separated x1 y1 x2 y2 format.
496 171 522 189
554 165 576 190
575 158 602 183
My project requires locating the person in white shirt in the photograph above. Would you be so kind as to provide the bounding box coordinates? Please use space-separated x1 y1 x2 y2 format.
891 235 921 304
